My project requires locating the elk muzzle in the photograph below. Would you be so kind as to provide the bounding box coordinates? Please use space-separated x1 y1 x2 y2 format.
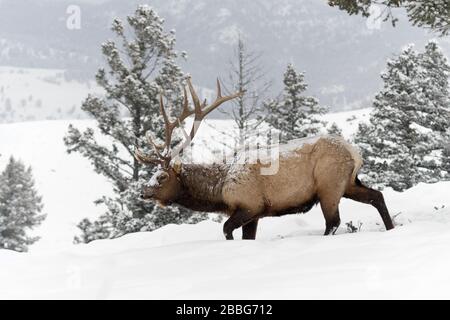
140 186 154 200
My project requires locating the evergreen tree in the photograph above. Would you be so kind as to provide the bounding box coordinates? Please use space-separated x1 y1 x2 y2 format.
327 122 343 136
355 45 424 191
265 63 326 143
355 43 449 191
64 6 206 243
73 217 111 245
0 157 45 252
443 143 450 180
417 40 450 179
417 41 450 131
328 0 450 36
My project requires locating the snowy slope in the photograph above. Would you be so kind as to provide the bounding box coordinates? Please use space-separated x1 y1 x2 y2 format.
0 67 101 123
0 120 114 251
1 110 450 299
0 181 449 299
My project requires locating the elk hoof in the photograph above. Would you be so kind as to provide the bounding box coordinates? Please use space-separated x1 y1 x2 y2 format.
224 232 234 240
324 226 339 236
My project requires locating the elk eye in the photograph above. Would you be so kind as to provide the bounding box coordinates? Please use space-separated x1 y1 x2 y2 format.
157 173 169 183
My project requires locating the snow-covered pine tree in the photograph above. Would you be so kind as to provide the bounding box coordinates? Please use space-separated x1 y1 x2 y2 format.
329 0 450 36
355 44 448 191
443 143 450 180
0 157 45 252
327 122 343 136
417 40 450 180
355 45 423 191
64 6 206 243
265 63 326 143
405 0 450 36
73 217 112 244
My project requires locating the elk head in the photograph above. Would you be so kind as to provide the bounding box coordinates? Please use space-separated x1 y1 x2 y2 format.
135 77 242 205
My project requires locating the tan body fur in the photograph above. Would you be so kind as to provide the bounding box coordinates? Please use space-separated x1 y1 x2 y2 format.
222 136 361 218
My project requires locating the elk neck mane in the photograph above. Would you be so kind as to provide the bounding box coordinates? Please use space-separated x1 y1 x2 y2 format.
174 163 230 212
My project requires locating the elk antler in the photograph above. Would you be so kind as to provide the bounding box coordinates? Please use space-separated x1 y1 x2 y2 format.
135 77 243 168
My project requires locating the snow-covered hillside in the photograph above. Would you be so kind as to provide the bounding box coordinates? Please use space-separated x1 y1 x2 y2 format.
0 120 113 251
0 67 101 123
1 110 449 299
1 0 448 110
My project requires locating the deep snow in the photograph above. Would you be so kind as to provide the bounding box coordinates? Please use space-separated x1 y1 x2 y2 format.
0 181 449 299
1 109 449 299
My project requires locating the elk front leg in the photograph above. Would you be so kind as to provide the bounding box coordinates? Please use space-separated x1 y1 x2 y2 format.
242 219 259 240
319 198 341 236
223 209 255 240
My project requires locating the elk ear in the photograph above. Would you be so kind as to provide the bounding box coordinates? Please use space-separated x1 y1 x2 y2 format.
173 158 182 175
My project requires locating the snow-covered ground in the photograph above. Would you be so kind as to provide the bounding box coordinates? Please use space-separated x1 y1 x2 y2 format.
0 181 449 299
1 109 450 299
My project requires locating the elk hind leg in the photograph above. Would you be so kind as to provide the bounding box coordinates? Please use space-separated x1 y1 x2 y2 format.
223 209 256 240
344 180 394 230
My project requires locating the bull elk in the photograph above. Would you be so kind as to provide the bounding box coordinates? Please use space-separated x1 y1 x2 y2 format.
135 77 394 240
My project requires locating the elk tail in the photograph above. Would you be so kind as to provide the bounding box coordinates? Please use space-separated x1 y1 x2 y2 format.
342 139 363 184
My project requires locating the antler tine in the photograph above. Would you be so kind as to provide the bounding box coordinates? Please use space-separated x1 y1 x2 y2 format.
159 92 174 151
200 79 244 118
159 88 197 150
150 87 196 166
171 119 192 159
178 86 195 121
186 77 203 118
216 78 222 99
171 77 243 159
134 148 163 165
140 77 242 168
